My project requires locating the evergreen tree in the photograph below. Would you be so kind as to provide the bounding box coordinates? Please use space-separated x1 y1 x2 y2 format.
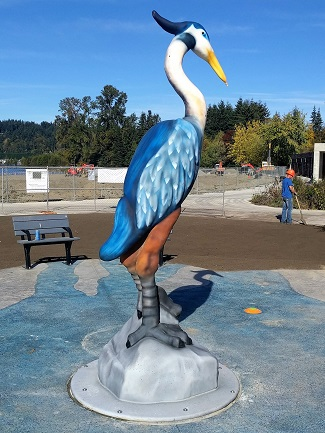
310 106 323 132
310 106 324 142
205 101 234 137
234 98 270 126
0 120 55 160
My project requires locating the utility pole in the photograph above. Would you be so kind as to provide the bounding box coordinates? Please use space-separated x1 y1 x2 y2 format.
267 142 271 166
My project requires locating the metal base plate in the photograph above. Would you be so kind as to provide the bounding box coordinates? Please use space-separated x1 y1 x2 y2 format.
69 360 240 424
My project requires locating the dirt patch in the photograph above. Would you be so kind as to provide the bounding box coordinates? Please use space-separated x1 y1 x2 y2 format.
3 172 123 202
2 170 273 203
1 213 324 271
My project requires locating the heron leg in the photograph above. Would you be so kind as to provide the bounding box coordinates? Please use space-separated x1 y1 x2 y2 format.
126 275 192 349
130 272 142 319
131 273 181 319
135 208 181 277
122 208 182 317
123 208 190 348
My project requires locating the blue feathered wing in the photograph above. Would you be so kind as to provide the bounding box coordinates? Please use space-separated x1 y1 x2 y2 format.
99 118 202 261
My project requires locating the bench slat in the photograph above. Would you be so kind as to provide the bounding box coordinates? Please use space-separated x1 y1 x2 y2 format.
14 227 70 237
17 237 80 245
13 215 70 231
12 214 80 269
13 214 69 222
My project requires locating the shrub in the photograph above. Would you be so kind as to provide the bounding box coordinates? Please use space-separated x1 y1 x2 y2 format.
251 185 282 207
251 178 325 210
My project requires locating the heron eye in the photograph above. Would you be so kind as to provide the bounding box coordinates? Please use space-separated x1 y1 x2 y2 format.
201 30 209 41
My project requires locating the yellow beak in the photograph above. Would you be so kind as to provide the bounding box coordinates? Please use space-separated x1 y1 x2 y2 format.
208 49 228 86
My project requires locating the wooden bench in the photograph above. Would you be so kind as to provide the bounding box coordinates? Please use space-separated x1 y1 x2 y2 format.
12 214 80 269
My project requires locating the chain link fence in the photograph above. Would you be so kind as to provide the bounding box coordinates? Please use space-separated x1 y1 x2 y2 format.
1 165 286 216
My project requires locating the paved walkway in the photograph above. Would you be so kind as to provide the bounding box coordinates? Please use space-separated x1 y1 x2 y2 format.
183 189 325 226
2 188 325 226
0 190 324 432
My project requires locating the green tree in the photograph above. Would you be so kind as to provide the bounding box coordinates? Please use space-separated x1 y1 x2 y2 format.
136 110 161 142
55 96 94 164
234 98 270 126
120 114 138 165
310 106 324 142
205 101 235 137
95 85 127 129
0 120 55 159
282 108 308 153
230 120 266 166
91 85 129 166
262 109 309 166
201 131 227 167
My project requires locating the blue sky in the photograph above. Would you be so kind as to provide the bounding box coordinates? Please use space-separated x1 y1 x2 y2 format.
1 0 324 124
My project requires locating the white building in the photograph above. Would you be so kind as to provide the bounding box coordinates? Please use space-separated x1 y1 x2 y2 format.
313 143 325 181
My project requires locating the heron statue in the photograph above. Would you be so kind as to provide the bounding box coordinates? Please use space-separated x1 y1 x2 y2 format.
99 10 227 349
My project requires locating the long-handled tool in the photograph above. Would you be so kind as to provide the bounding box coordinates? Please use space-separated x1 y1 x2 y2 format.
295 195 307 225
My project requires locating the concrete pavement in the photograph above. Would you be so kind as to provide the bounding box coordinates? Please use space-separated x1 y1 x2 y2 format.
2 188 324 226
182 189 325 226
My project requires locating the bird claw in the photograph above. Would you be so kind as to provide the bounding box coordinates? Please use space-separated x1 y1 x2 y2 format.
126 323 192 349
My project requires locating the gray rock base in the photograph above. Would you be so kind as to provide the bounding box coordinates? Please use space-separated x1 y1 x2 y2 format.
98 312 219 403
69 298 240 422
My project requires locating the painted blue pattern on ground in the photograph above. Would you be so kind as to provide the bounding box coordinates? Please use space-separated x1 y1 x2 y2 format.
0 261 323 433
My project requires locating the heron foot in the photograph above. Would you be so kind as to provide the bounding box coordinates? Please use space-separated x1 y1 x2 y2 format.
126 323 192 349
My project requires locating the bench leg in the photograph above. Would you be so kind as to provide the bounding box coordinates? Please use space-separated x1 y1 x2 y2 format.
23 245 32 269
65 242 73 265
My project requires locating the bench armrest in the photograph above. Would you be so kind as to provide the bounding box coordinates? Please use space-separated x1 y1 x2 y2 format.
63 226 74 237
21 229 32 241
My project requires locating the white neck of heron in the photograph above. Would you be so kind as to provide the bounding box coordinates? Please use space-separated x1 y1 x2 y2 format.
164 38 206 132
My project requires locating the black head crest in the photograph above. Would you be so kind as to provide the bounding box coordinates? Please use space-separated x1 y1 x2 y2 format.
152 10 189 36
